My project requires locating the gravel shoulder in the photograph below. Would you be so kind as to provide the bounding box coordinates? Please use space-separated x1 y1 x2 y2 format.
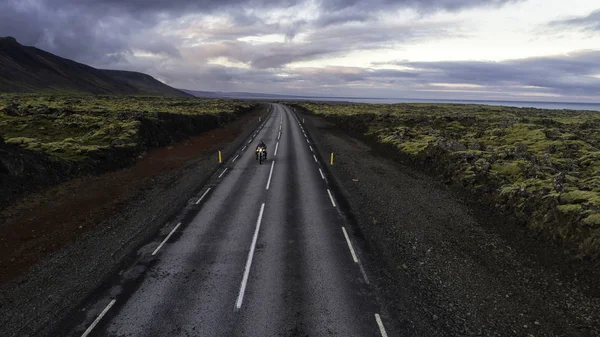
297 109 600 337
0 106 267 337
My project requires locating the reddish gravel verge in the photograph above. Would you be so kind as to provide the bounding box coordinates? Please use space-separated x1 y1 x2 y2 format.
0 106 266 337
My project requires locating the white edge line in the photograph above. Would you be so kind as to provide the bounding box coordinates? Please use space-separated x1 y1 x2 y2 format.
313 154 318 162
375 314 389 337
195 188 212 205
266 161 275 190
81 299 116 337
232 154 240 162
235 203 266 309
152 222 182 256
327 189 337 207
341 226 358 263
218 168 228 178
274 142 279 156
319 168 325 180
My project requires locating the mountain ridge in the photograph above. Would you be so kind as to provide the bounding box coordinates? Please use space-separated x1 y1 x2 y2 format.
0 36 189 96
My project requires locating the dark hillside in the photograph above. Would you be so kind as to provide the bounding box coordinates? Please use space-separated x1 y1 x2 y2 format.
0 36 188 96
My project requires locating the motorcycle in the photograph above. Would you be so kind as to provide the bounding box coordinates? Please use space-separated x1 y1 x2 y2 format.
256 147 267 164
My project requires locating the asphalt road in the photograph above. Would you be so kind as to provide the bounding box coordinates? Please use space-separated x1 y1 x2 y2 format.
68 104 390 337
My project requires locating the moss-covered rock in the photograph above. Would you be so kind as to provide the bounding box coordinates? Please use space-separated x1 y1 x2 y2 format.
0 94 254 161
295 101 600 260
0 94 259 208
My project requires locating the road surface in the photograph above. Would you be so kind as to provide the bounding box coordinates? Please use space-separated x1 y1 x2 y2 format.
68 104 391 337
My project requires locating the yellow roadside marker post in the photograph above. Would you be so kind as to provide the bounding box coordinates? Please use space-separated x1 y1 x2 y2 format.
218 151 222 164
330 153 334 165
302 118 305 124
259 117 262 122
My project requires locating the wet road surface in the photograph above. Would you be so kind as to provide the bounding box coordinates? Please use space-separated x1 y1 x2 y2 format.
68 104 391 337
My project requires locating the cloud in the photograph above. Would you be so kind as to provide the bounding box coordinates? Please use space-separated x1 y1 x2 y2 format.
386 50 600 96
51 0 301 16
549 9 600 32
0 0 518 64
320 0 521 13
3 0 597 101
165 51 600 98
314 11 375 27
115 48 600 101
175 15 452 70
0 1 157 65
0 1 45 46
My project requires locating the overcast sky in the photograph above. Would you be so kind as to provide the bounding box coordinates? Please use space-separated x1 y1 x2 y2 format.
1 0 600 101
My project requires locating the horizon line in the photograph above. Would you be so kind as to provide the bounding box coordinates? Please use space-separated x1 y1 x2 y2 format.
179 89 600 105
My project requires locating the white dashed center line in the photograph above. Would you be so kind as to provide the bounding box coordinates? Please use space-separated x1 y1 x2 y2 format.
309 146 313 152
242 145 247 151
313 154 318 162
319 168 325 180
274 142 279 156
375 314 389 337
266 161 275 190
232 154 239 162
218 168 228 178
235 203 265 310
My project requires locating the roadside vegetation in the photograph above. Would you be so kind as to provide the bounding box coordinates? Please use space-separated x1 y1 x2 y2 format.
0 94 257 208
0 94 254 161
295 102 600 260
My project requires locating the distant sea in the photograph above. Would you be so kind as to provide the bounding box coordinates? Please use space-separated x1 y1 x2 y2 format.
313 97 600 112
231 94 600 111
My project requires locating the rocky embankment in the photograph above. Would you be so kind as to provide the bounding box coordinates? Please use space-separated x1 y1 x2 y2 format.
293 102 600 262
294 105 600 337
0 102 257 209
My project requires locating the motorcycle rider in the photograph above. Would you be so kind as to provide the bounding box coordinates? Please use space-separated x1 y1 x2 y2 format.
256 140 267 160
